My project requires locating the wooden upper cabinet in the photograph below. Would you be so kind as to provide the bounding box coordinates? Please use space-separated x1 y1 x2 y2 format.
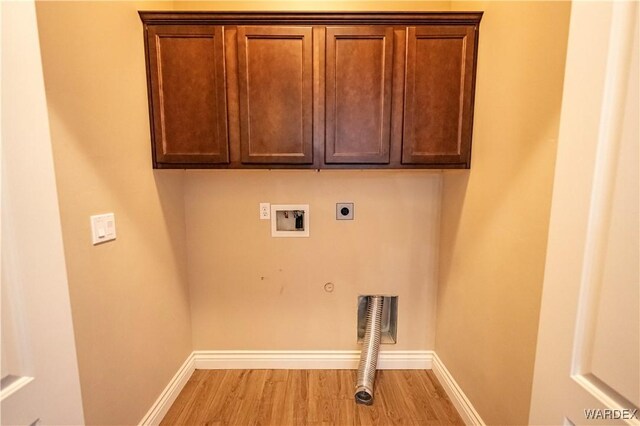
325 27 393 164
402 26 477 166
146 25 229 165
236 26 314 164
140 12 482 169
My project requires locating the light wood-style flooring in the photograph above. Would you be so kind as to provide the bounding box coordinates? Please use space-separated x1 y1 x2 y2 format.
161 369 463 425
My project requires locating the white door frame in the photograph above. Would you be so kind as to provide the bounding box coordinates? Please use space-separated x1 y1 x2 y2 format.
530 2 639 425
1 1 85 424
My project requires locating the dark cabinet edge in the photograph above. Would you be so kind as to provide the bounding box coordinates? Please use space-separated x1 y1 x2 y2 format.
466 25 481 170
153 162 470 170
138 11 483 26
141 25 159 169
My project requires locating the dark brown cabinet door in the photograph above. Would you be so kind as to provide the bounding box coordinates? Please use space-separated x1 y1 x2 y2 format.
237 26 314 164
325 27 393 164
146 25 229 165
402 26 477 166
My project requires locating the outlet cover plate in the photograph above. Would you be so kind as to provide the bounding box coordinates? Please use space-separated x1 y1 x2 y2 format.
336 202 354 220
259 202 270 220
90 213 116 245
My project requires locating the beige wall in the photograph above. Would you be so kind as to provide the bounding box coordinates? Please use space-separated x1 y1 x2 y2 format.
172 1 450 12
186 171 441 350
436 2 571 425
35 2 192 424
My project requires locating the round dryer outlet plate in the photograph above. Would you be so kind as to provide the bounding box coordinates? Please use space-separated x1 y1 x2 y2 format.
336 202 354 220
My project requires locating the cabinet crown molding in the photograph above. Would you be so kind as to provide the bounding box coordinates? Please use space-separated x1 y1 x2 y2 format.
139 11 483 26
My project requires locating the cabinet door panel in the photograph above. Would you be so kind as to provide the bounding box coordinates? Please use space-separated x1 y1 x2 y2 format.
237 26 313 164
147 25 228 165
402 26 476 165
325 27 393 164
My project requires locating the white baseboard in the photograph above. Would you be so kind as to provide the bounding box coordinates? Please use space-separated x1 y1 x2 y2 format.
138 353 195 426
140 350 484 426
431 352 485 426
193 350 433 370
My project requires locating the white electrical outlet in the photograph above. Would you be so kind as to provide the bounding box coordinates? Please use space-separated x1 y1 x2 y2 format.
90 213 116 245
259 202 270 220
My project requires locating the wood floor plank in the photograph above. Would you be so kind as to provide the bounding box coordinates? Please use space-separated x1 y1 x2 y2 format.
285 370 308 426
336 398 356 426
422 370 463 425
400 370 442 425
161 369 464 426
373 370 413 425
255 370 288 426
230 370 269 425
160 369 206 426
163 370 226 425
189 370 239 425
338 369 354 399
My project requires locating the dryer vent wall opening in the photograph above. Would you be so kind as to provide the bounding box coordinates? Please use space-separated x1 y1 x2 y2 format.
357 295 398 344
355 295 384 405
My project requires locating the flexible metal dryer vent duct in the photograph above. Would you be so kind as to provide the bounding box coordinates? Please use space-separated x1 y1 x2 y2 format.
355 295 384 405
